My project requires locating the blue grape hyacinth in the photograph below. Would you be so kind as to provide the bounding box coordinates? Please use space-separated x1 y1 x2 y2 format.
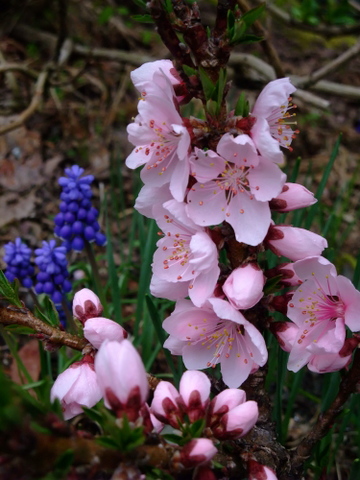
54 165 106 252
34 240 72 304
3 237 34 287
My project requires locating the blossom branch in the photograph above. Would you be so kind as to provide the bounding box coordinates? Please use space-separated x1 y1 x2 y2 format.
290 349 360 477
0 304 88 351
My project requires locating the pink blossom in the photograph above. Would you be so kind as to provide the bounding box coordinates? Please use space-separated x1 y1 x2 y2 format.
215 400 259 439
269 183 316 212
151 380 183 428
51 357 102 420
178 370 211 422
83 317 127 349
223 263 265 310
151 200 219 307
187 134 286 246
272 321 357 373
94 340 148 420
208 388 258 440
282 256 360 371
251 77 297 164
265 224 327 261
248 460 278 480
134 183 173 219
151 370 210 427
180 439 217 468
72 288 103 324
163 298 268 388
126 88 191 202
130 60 182 99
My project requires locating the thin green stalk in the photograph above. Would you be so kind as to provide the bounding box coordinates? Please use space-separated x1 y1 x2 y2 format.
282 369 305 441
0 326 33 384
84 241 108 317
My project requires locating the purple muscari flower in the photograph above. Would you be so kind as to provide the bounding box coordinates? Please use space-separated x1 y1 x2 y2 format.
3 237 34 287
34 240 72 304
54 165 106 252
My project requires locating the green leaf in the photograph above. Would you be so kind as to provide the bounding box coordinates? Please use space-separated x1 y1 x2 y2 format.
206 99 218 117
0 270 22 307
98 6 114 25
237 33 264 44
182 65 198 78
198 67 216 101
227 9 236 40
145 295 180 384
189 418 205 438
234 92 249 117
131 14 154 23
131 0 147 8
241 2 266 28
162 433 183 445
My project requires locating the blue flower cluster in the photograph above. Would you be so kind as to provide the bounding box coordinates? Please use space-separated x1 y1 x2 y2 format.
3 237 34 287
34 240 72 304
54 165 106 252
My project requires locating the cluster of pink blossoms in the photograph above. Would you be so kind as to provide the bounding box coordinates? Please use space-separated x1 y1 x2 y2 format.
51 288 276 477
126 60 360 386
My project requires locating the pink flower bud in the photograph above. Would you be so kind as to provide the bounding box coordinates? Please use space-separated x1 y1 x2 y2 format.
194 466 217 480
151 381 183 428
83 317 127 349
208 388 246 429
178 371 210 422
209 389 246 416
223 264 265 310
95 340 148 421
50 358 102 420
265 225 327 261
72 288 103 324
265 262 302 287
270 321 298 352
214 400 259 440
180 439 217 468
248 460 278 480
269 183 316 212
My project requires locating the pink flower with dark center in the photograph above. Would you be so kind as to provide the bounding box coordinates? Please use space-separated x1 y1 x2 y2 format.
72 288 103 324
251 77 298 164
284 256 360 371
265 224 327 261
248 460 278 480
83 317 128 349
50 356 102 420
126 85 191 202
95 340 149 421
187 134 286 246
151 370 211 427
208 388 259 440
151 200 219 307
163 298 268 388
179 439 217 468
269 182 316 212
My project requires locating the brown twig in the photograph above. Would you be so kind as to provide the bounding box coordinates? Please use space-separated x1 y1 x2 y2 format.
0 67 50 136
237 0 285 78
299 38 360 88
0 304 88 351
290 349 360 478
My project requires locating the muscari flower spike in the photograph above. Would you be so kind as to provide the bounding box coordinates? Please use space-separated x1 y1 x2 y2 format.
54 165 106 252
34 239 72 304
3 237 34 288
